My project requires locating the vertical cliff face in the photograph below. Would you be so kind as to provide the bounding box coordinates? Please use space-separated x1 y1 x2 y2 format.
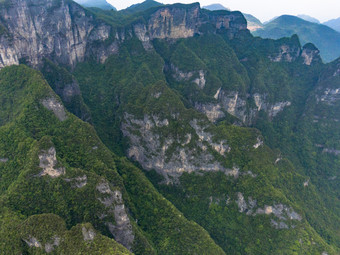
0 0 115 68
147 4 200 39
0 1 248 68
301 43 321 65
134 3 248 45
205 10 247 38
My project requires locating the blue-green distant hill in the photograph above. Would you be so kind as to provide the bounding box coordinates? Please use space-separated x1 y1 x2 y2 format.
121 0 163 15
324 17 340 32
254 15 340 62
297 14 320 24
74 0 116 10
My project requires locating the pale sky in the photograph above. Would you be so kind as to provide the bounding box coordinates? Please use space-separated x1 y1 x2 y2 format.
108 0 340 23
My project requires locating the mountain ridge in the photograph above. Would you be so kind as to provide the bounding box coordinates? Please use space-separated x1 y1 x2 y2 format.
0 0 339 254
324 17 340 32
254 15 340 62
74 0 116 10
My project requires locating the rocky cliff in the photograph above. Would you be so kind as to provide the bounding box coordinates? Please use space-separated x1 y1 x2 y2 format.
0 0 118 68
0 0 248 68
134 3 247 48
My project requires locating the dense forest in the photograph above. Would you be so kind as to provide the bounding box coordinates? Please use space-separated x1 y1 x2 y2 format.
0 0 339 254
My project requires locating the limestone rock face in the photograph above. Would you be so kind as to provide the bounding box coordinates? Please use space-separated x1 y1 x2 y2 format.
38 147 65 178
0 0 115 68
121 113 231 182
146 4 200 39
195 90 292 124
41 97 67 121
96 181 134 250
0 0 247 69
269 44 301 63
236 192 302 229
134 3 247 43
301 43 321 65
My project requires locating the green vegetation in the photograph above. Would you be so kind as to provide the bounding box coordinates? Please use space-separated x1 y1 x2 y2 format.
254 15 340 62
0 65 224 254
0 2 340 255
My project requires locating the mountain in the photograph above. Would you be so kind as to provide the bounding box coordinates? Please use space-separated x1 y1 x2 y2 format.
202 3 230 11
74 0 116 10
0 0 339 254
297 14 320 24
243 13 263 31
254 15 340 62
121 0 163 15
202 4 263 32
324 17 340 32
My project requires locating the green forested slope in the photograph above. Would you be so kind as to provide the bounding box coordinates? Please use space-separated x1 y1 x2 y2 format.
0 1 339 255
0 65 225 254
253 15 340 62
72 32 338 254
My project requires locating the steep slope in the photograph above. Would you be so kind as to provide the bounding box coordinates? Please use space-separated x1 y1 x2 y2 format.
294 58 340 225
243 13 263 31
0 1 339 255
254 15 340 62
0 0 119 68
0 0 247 69
73 30 337 255
0 65 225 254
324 17 340 32
202 4 263 32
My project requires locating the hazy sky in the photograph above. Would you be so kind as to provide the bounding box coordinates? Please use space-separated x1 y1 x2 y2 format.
108 0 340 23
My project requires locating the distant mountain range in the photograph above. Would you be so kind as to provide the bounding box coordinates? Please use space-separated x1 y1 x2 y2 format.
324 17 340 32
121 0 163 15
202 4 230 11
253 15 340 62
203 4 263 32
297 14 320 24
74 0 116 10
1 0 340 254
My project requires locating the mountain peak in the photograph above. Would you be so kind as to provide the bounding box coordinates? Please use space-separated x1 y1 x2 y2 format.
324 17 340 32
121 0 163 14
202 3 230 11
254 14 340 62
297 14 320 24
74 0 116 10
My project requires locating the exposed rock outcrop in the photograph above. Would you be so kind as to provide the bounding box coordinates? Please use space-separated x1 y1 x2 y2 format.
0 1 247 69
0 0 117 69
44 236 61 253
0 157 8 163
41 60 91 122
236 192 302 229
24 236 42 248
82 226 96 241
317 87 340 105
195 90 292 124
64 175 88 188
269 44 301 63
301 43 321 65
194 103 225 123
38 147 65 178
219 91 247 122
96 181 134 250
133 3 247 44
122 113 233 181
268 101 291 117
23 235 60 253
41 97 67 121
322 148 340 156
